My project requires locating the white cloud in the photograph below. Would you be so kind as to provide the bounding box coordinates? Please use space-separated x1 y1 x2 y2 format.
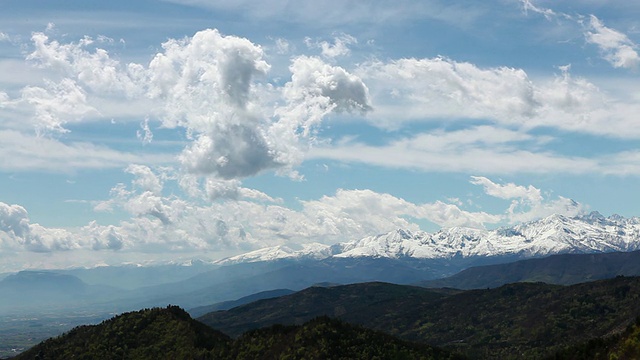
357 56 640 138
470 176 585 224
280 55 371 130
163 0 485 28
520 0 556 20
309 126 600 174
359 57 538 128
126 164 164 195
64 167 506 255
20 78 98 134
204 178 280 202
274 38 291 54
27 32 142 97
83 222 125 251
470 176 542 204
136 118 153 145
0 91 8 107
0 202 79 252
0 203 30 240
585 15 640 69
310 122 640 176
0 28 372 177
306 34 357 58
0 130 172 172
520 2 639 70
144 30 370 180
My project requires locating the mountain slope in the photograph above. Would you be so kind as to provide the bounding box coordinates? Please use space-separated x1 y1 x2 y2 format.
188 289 295 318
419 250 640 289
198 282 445 337
199 277 640 359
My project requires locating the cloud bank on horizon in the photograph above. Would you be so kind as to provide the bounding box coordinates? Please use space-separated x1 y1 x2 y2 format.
0 0 638 270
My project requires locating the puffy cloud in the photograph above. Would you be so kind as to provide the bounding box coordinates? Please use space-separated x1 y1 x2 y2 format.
179 125 284 179
585 15 640 69
0 202 79 252
0 203 30 239
27 32 142 97
149 30 283 179
145 30 370 180
125 164 164 195
20 78 97 134
86 167 504 254
1 28 372 177
147 28 270 120
286 56 371 113
204 178 280 202
203 178 249 200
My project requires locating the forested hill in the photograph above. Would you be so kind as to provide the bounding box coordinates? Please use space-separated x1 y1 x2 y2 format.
13 306 229 360
13 306 462 360
199 277 640 359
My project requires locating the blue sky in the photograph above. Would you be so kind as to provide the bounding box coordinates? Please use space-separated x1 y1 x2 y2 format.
1 0 640 271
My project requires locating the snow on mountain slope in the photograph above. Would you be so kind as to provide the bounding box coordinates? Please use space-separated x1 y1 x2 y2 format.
215 242 333 265
216 211 640 264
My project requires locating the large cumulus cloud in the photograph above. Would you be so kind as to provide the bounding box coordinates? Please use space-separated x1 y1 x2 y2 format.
3 28 371 179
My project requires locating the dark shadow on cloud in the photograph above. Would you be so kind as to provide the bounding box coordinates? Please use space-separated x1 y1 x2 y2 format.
181 124 284 179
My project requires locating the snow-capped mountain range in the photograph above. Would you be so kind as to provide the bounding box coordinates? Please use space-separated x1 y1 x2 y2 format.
216 212 640 265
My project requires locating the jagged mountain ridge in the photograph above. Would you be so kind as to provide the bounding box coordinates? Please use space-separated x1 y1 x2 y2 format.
217 212 640 264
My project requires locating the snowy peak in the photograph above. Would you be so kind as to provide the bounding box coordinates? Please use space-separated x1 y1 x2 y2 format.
215 243 332 265
335 229 429 259
216 212 640 265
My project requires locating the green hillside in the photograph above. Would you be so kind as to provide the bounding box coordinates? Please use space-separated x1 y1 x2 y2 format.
12 307 462 360
199 277 640 359
13 306 229 360
550 316 640 360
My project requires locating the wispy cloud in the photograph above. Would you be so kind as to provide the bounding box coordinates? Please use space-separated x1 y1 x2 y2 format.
520 1 640 70
585 15 640 69
162 0 486 28
0 130 172 172
308 126 603 174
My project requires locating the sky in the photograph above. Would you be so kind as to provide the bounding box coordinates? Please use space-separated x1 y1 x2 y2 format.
1 0 640 271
